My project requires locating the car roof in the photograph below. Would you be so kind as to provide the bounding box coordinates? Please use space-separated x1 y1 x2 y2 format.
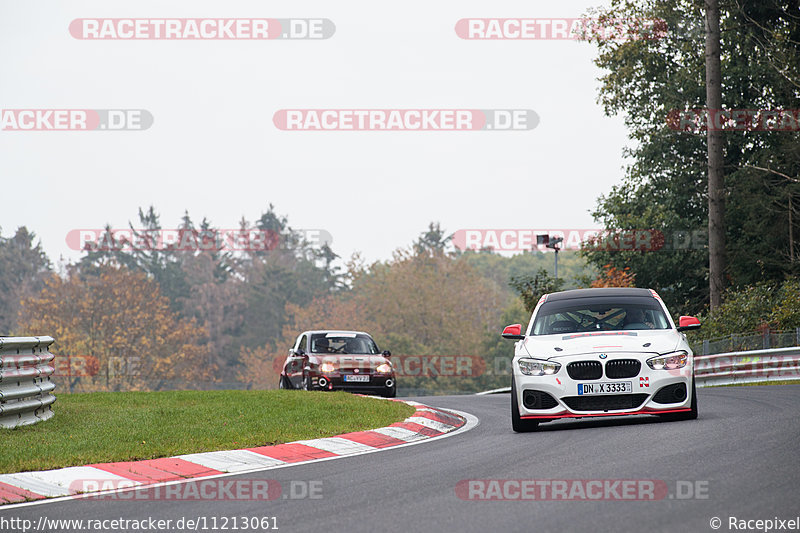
545 287 654 301
302 330 372 336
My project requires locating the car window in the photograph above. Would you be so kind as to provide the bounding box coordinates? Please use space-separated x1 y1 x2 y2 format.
310 334 379 354
531 296 670 335
296 335 307 352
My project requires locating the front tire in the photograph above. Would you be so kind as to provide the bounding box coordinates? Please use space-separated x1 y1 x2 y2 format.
383 385 397 398
684 377 698 419
302 373 313 391
511 376 539 432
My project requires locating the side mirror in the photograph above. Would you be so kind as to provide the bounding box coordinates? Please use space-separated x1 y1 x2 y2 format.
291 347 306 357
676 316 701 332
382 350 391 357
502 324 525 340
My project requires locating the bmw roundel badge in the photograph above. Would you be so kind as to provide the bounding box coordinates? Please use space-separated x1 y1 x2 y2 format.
599 353 608 359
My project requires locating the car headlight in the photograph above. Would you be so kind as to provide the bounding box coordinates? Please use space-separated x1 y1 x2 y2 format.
376 363 392 374
647 351 688 370
320 362 336 373
517 358 561 376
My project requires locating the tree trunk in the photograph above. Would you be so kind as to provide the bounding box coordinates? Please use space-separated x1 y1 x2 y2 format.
790 199 794 263
706 0 726 310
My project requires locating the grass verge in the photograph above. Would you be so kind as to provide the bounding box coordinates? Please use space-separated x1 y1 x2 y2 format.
0 390 415 474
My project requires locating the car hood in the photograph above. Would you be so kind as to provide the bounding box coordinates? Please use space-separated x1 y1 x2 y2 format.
518 330 683 360
313 354 390 371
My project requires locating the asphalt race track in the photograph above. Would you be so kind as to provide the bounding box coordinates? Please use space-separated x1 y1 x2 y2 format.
3 385 799 533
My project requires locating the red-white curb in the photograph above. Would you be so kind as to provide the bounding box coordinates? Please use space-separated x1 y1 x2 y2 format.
0 400 467 506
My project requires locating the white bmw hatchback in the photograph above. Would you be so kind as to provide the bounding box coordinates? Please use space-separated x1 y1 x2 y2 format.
502 287 700 432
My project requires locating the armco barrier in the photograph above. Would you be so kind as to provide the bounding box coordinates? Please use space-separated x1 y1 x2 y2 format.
0 336 57 428
694 346 800 387
690 328 800 355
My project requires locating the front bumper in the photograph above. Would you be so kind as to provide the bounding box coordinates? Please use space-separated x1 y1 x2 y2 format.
311 373 395 393
514 363 693 420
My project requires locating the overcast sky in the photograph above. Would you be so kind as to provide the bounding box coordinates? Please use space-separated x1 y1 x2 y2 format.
0 0 629 267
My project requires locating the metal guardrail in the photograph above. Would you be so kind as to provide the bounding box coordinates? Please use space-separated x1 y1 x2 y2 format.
0 336 57 428
690 328 800 355
475 387 512 395
695 346 800 387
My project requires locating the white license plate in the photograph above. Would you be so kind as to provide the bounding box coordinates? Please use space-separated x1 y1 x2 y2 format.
344 375 370 383
578 381 632 395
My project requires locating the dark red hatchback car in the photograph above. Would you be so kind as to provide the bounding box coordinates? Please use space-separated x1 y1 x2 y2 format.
278 330 397 397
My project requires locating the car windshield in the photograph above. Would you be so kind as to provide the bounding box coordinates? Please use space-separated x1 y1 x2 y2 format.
530 296 671 336
310 334 379 354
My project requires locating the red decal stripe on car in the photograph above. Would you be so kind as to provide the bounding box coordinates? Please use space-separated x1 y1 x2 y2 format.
562 331 638 340
521 407 692 420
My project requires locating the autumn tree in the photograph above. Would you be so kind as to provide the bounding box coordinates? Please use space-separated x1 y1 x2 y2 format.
17 265 213 392
591 264 637 288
